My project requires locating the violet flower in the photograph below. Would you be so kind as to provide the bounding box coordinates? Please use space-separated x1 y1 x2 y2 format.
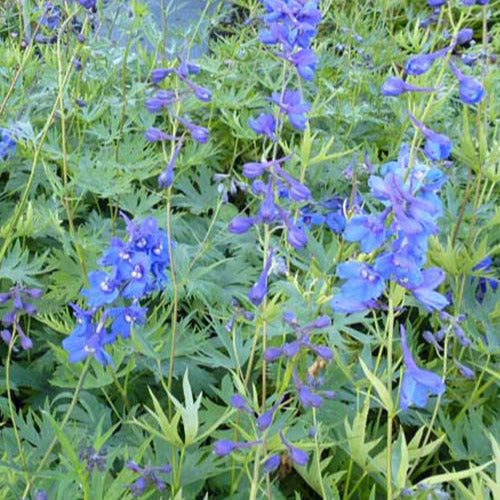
381 77 438 97
400 325 445 411
409 113 452 161
449 60 484 105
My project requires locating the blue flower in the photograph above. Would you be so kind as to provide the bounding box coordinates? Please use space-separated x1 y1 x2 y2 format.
289 49 317 81
402 267 449 311
248 113 277 141
144 127 177 142
409 113 452 161
381 77 437 97
248 251 274 306
108 305 146 338
400 325 445 411
270 90 311 131
280 431 308 466
0 128 16 161
122 253 152 299
62 313 115 366
343 210 389 253
263 454 281 473
330 262 385 313
81 271 119 307
449 60 484 105
405 47 449 76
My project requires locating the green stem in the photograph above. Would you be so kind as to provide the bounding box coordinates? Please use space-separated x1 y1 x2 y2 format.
312 409 327 499
386 297 394 500
21 357 92 499
6 328 29 484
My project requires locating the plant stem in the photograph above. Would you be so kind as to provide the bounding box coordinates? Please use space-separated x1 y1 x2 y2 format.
386 297 394 500
21 357 92 499
6 328 29 484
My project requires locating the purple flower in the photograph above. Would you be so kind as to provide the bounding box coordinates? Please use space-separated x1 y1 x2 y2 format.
158 141 183 189
454 358 475 379
258 179 279 223
0 128 16 161
405 47 449 75
381 77 438 96
144 127 177 142
213 439 262 457
288 49 317 81
263 454 281 473
455 28 474 45
126 461 171 498
150 67 175 83
449 60 484 105
409 113 452 161
256 397 283 431
248 113 277 141
270 90 311 131
280 431 308 466
145 90 177 113
230 394 253 414
400 325 445 411
228 216 260 234
248 250 274 306
176 116 209 144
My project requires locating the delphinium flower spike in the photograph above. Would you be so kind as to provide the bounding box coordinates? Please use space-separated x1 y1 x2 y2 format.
248 249 275 306
1 285 42 350
400 325 445 411
448 60 484 105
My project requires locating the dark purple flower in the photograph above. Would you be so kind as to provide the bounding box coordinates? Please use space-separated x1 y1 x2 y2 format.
256 397 282 431
289 49 317 81
158 141 183 189
151 67 175 83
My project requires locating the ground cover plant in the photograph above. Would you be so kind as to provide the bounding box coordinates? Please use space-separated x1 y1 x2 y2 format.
0 0 499 498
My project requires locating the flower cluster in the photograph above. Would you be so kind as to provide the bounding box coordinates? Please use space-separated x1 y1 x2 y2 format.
1 285 42 351
62 216 169 366
126 460 172 497
144 51 211 188
229 154 311 256
0 128 16 161
214 393 309 470
332 145 449 313
79 446 107 474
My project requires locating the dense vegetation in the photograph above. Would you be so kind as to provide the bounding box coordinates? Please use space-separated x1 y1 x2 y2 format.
0 0 499 498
